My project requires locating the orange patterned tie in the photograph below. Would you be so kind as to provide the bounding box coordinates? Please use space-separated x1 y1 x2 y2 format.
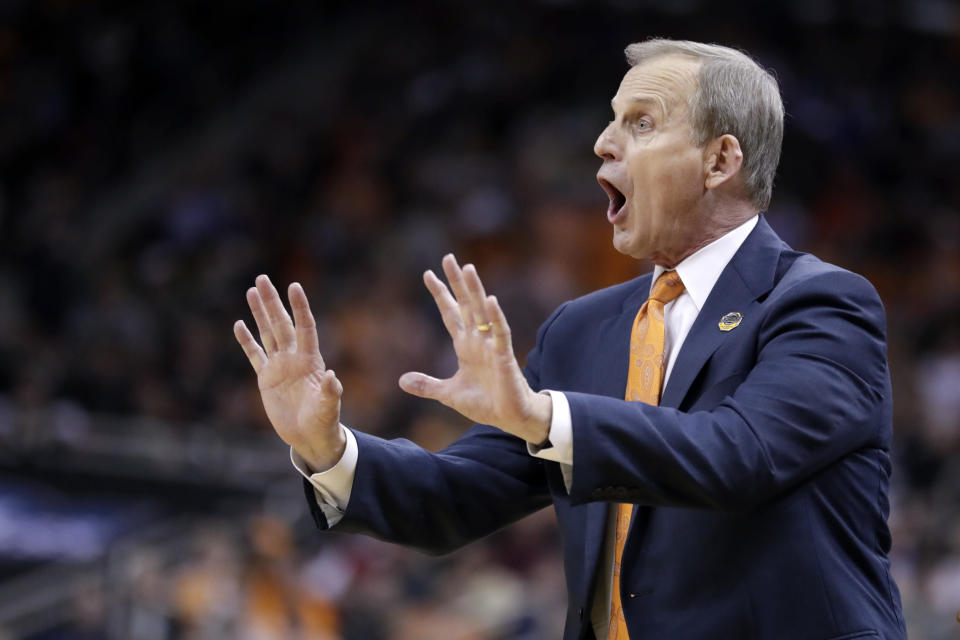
608 270 685 640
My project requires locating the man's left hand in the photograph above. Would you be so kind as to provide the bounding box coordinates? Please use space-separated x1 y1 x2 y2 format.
399 254 552 444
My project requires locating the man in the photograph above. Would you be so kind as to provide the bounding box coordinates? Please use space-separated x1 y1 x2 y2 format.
234 39 906 639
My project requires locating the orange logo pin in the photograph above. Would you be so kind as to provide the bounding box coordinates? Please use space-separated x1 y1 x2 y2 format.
718 312 743 332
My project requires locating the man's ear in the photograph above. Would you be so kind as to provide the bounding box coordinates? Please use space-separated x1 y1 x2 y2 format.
704 134 744 191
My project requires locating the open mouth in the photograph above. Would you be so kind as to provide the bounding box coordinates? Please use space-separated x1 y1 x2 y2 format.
598 177 627 223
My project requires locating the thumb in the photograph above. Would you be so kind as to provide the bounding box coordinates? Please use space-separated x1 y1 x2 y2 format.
323 369 343 397
398 372 446 400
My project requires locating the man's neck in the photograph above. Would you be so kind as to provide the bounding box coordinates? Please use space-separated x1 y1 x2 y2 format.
652 206 758 269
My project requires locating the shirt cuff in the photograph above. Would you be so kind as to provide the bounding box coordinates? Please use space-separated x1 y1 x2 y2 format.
527 390 573 465
290 425 358 527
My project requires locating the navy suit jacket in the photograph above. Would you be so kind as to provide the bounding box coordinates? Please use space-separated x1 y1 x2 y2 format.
305 217 906 640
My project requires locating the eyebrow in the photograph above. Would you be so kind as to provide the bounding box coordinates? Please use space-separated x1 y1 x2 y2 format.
611 95 667 115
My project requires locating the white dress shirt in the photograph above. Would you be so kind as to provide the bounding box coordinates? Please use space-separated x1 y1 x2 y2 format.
291 216 761 621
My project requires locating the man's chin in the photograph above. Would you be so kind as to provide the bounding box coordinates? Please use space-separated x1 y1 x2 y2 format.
611 229 646 260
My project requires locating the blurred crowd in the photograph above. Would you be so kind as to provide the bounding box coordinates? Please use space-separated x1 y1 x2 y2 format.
0 1 958 638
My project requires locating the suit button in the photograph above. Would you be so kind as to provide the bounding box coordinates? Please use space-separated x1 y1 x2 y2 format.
629 593 636 598
578 607 584 618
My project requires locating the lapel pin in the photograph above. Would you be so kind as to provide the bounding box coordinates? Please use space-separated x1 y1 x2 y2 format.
718 312 743 332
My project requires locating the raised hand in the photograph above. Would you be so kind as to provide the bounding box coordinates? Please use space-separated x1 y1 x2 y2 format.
234 275 346 472
399 254 552 444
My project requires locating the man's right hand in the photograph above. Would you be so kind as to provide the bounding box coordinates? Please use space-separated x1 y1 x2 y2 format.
234 275 346 472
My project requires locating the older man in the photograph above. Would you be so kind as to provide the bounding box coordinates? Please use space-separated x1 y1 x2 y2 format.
235 39 906 639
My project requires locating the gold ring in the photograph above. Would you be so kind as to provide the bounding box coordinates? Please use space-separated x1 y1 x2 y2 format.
476 322 493 332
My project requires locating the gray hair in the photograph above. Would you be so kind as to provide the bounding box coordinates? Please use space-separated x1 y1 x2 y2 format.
625 38 784 211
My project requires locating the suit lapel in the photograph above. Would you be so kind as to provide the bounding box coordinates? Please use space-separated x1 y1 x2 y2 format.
659 216 785 409
658 273 756 409
581 273 651 601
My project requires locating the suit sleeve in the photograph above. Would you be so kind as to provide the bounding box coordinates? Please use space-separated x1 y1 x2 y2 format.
304 303 570 554
565 271 890 510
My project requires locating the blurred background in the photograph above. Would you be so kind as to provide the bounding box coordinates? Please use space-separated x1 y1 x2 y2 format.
0 0 957 638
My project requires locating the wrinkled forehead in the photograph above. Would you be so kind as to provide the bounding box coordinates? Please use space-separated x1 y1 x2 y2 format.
612 54 701 118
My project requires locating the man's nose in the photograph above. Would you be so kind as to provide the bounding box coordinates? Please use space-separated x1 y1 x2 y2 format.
594 124 619 161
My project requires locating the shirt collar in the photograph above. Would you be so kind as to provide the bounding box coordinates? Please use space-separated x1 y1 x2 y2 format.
651 215 758 311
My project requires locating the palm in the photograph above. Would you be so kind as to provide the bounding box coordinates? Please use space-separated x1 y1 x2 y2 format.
258 352 338 445
444 340 528 426
398 255 550 443
234 276 345 470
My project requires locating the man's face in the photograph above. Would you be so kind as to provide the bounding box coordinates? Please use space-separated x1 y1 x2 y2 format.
594 55 707 266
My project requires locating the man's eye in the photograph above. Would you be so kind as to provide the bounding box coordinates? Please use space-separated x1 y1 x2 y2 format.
634 120 651 131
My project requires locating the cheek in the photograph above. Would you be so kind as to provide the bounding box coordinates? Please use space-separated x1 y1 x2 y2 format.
653 152 702 209
624 140 703 228
627 160 679 225
627 147 692 196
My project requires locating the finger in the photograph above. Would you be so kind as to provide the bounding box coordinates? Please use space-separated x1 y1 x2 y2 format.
485 295 514 354
234 320 267 374
288 282 322 358
256 274 297 351
424 270 464 336
246 287 278 353
398 371 446 402
441 254 473 328
462 263 490 329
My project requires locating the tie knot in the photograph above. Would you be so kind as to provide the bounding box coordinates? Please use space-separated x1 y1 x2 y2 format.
650 271 685 304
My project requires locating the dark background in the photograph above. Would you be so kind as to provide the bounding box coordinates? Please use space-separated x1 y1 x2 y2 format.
0 1 957 638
